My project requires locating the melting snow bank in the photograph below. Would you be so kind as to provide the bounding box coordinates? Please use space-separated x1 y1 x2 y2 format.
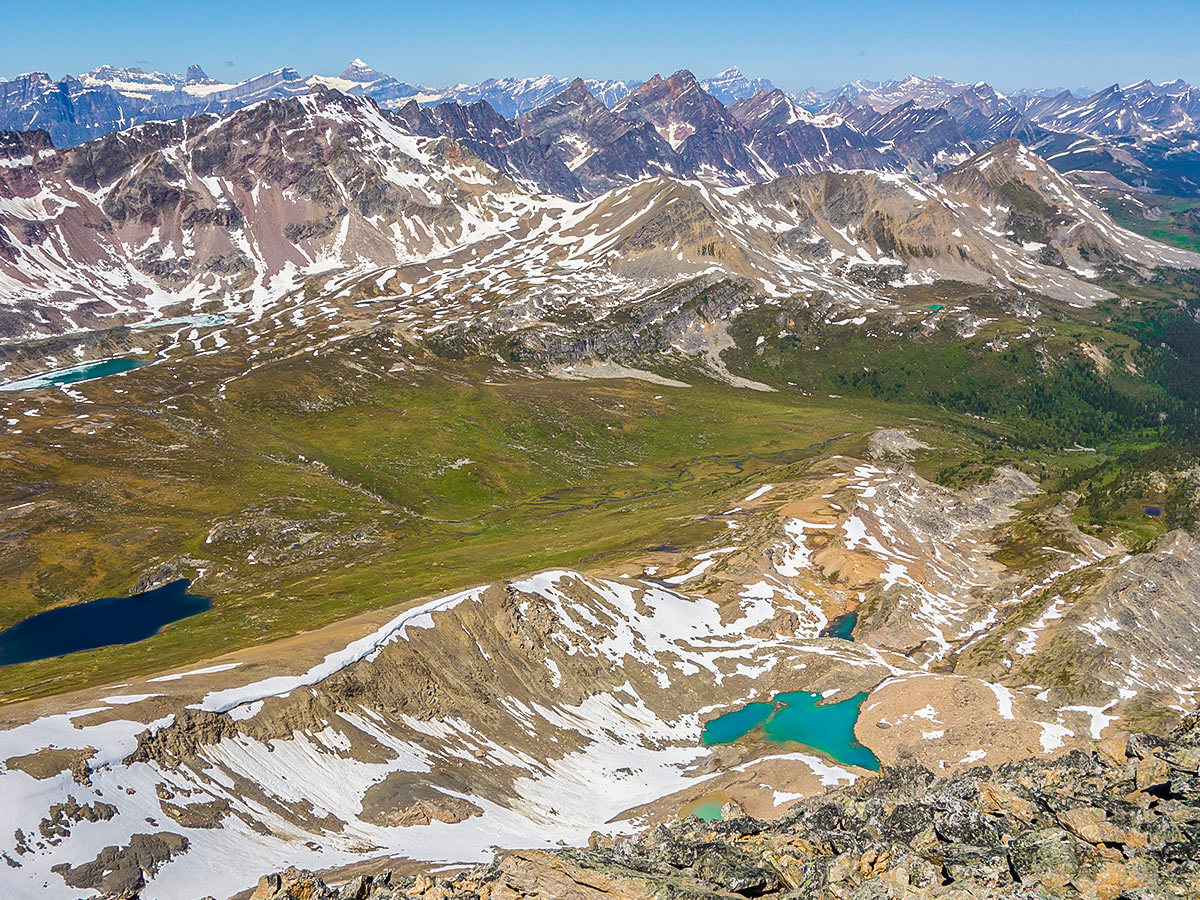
148 662 242 683
548 361 692 388
0 570 853 899
130 313 232 331
743 484 774 502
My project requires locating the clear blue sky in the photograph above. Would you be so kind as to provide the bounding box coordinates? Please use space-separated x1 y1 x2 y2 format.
4 0 1198 92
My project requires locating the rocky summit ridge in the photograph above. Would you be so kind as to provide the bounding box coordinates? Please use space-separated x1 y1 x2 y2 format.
238 715 1200 900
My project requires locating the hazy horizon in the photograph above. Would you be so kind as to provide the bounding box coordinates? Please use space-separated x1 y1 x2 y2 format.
4 0 1198 95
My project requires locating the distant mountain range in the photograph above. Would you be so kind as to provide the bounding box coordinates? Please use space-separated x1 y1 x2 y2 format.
4 61 1200 334
1 61 1198 199
0 60 643 146
4 82 1196 341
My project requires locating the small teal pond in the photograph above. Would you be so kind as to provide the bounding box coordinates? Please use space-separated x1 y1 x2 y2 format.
1143 505 1163 518
0 357 145 391
822 612 857 641
0 579 211 666
690 801 723 822
701 690 880 770
131 313 231 330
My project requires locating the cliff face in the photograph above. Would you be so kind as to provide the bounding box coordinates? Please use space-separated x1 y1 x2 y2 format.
244 715 1200 900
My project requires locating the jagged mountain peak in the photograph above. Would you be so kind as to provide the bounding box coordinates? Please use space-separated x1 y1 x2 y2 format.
559 76 598 101
617 69 718 111
730 88 811 124
617 70 706 102
339 58 384 82
667 68 702 87
701 65 777 105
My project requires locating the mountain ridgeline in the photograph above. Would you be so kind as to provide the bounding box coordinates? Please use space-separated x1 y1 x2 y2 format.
3 62 1200 198
2 77 1198 345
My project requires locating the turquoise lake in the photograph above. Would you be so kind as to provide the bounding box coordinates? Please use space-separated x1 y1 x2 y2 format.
701 690 880 770
0 357 145 391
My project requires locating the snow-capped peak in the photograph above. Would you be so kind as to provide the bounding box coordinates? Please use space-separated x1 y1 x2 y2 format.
701 65 776 105
339 58 384 83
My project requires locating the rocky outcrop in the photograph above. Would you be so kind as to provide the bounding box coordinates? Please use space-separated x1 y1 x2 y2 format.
38 795 116 840
49 832 188 899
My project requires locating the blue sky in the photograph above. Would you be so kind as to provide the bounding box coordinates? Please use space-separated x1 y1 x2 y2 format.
4 0 1199 92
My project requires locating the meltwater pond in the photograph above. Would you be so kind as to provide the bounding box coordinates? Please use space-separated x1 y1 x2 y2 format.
131 313 231 330
0 357 145 391
0 579 211 666
701 690 880 770
822 612 858 640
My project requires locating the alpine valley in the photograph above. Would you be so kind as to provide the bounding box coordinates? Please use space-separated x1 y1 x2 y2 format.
0 57 1200 900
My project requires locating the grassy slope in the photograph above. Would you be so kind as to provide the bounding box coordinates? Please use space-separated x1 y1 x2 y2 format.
722 279 1200 543
2 269 1199 703
1097 191 1200 254
0 332 934 702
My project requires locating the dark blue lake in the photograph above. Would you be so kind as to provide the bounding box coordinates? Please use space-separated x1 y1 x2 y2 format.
0 579 211 666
